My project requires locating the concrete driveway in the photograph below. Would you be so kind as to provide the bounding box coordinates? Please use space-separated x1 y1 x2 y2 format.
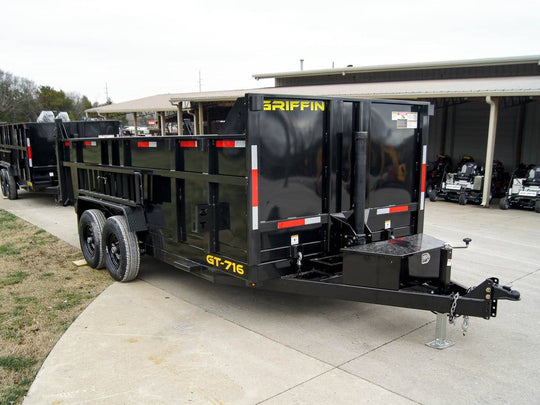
1 192 538 404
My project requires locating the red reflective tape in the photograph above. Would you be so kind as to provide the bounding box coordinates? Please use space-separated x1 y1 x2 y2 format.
389 205 409 213
278 218 306 229
64 141 70 146
27 146 32 160
252 169 258 206
84 141 95 146
137 141 149 148
421 163 426 192
180 140 197 148
216 140 236 148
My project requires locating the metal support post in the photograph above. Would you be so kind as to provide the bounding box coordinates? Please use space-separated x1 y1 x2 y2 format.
133 112 138 136
426 313 454 349
160 112 166 136
177 104 183 135
198 103 204 135
482 96 498 207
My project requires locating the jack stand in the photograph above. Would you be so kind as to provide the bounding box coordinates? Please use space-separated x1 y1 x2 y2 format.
426 313 454 349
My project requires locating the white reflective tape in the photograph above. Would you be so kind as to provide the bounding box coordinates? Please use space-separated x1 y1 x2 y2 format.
252 206 259 230
149 141 157 148
26 138 32 167
447 259 453 267
235 140 246 148
420 191 425 210
422 145 427 164
376 208 390 215
305 216 321 225
251 145 258 170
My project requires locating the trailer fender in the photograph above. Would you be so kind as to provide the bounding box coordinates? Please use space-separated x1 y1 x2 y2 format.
77 196 148 232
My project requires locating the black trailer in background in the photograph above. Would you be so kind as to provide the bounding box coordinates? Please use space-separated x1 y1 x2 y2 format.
58 94 519 346
0 120 119 201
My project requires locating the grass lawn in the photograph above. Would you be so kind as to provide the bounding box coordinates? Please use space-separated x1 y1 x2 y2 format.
0 209 112 405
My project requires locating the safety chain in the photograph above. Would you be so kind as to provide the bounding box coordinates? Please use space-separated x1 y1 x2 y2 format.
448 292 460 324
448 287 474 335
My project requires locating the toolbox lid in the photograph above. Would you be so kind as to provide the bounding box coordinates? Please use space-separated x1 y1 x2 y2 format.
342 234 444 258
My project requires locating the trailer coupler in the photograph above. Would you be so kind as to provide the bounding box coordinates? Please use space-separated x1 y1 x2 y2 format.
427 277 519 349
449 277 520 320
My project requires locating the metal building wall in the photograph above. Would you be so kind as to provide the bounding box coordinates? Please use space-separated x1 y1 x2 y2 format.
521 101 540 165
427 99 539 171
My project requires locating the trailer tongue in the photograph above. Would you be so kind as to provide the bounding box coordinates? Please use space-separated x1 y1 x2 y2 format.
59 94 520 347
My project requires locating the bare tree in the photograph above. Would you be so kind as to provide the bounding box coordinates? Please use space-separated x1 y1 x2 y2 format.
0 70 41 123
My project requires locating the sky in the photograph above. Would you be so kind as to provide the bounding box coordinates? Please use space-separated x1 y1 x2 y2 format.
1 0 539 104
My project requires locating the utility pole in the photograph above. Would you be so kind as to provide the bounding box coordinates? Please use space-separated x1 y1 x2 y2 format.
105 83 110 103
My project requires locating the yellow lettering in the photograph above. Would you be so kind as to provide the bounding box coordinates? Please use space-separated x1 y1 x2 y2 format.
272 101 285 111
264 99 325 112
314 101 325 111
206 254 246 276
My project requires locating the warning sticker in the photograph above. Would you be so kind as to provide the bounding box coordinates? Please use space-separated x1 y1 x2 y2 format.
392 111 418 129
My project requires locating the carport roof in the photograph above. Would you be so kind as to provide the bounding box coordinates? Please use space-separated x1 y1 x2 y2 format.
86 76 540 114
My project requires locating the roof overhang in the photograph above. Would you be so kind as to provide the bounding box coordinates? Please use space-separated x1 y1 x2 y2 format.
86 94 180 114
267 76 540 99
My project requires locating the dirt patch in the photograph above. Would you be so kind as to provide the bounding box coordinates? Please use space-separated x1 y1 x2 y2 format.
0 209 113 404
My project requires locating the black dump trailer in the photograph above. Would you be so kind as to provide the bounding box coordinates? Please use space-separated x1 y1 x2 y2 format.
60 94 519 335
0 120 120 201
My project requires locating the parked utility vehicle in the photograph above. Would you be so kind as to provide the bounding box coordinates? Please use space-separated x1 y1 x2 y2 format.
500 164 540 213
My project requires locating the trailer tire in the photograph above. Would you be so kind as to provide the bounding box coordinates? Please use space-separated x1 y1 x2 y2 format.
458 194 467 205
0 169 7 197
535 201 540 214
1 169 17 200
79 209 106 269
102 215 140 282
499 197 509 210
428 189 438 202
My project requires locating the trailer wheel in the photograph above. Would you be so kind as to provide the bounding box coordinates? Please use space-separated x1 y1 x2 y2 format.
535 201 540 214
79 209 106 269
0 169 7 197
458 194 467 205
499 197 510 210
428 189 438 202
0 169 17 200
102 215 140 282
